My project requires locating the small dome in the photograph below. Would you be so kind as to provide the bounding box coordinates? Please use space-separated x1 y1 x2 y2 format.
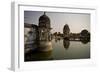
39 12 50 28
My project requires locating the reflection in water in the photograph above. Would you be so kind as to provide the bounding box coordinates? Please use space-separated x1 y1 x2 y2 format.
24 12 90 61
25 50 53 61
80 37 90 44
63 39 70 49
80 39 89 44
25 38 90 61
25 40 53 61
55 38 61 43
25 41 52 53
38 41 52 52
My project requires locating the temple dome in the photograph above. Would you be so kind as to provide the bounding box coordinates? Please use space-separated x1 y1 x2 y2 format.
39 12 51 28
63 24 70 34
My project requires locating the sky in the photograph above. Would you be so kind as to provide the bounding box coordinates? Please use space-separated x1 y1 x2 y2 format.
24 11 90 33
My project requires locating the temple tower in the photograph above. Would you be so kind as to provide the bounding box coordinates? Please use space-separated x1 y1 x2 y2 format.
38 12 52 41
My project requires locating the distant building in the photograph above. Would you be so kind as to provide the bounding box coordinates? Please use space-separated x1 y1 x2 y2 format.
63 24 70 39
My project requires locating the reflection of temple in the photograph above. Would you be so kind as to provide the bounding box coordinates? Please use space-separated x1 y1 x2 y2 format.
63 39 70 49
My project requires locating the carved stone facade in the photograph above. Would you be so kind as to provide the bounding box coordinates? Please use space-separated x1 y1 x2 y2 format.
24 12 52 52
38 12 52 41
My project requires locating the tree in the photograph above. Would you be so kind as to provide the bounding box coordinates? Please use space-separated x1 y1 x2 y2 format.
80 29 89 37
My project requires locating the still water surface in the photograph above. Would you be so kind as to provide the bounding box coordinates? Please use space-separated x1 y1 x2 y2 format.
25 39 90 61
51 39 90 60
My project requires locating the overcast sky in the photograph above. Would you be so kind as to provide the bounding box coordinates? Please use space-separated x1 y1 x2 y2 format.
24 11 90 33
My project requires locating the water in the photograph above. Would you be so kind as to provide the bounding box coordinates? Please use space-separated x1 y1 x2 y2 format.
25 39 90 61
51 39 90 60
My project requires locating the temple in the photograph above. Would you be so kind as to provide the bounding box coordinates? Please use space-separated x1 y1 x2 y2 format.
24 12 52 52
38 12 52 41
